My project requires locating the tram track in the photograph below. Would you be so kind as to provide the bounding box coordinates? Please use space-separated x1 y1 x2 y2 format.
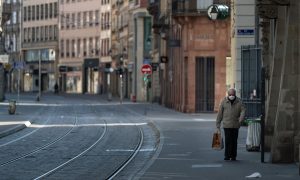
34 105 108 179
0 106 79 167
0 106 55 148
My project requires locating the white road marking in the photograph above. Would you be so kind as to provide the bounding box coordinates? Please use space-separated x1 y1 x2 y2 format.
192 164 223 168
193 118 215 122
106 148 156 152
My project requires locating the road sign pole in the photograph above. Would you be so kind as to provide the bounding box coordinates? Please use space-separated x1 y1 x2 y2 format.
18 69 20 102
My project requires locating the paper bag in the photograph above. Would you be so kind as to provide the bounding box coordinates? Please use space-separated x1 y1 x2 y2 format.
212 132 224 150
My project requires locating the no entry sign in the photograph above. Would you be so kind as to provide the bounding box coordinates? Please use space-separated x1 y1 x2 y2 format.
141 64 152 74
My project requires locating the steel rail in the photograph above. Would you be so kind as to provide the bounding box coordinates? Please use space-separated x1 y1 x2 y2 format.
106 121 144 180
0 106 55 148
0 106 78 167
34 108 108 180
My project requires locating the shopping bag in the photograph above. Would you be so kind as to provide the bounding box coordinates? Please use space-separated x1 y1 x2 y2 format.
212 132 224 150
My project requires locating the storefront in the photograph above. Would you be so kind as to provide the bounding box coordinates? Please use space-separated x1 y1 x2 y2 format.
23 48 56 92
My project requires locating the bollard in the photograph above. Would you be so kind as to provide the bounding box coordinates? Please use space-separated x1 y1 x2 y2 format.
8 100 16 115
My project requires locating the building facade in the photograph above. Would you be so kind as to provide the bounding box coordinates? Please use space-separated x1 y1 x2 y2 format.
2 0 22 93
99 0 111 95
149 0 231 113
22 0 58 92
129 0 152 102
58 0 103 94
258 0 300 164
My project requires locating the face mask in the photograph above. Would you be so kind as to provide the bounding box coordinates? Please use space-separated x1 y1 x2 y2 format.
228 95 235 101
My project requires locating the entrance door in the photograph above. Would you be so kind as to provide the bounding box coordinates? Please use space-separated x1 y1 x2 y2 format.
195 57 215 112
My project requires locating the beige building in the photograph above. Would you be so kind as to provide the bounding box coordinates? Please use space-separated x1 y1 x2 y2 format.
110 0 130 99
22 0 58 92
258 0 300 165
58 0 106 94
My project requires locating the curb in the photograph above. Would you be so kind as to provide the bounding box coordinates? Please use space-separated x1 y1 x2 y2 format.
0 122 30 139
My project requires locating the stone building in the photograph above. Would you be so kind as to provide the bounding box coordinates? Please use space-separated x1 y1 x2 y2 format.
148 0 231 112
22 0 58 93
258 0 300 164
58 0 103 94
2 0 22 93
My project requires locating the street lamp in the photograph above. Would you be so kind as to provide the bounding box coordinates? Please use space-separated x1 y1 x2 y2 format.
208 5 218 20
207 4 230 21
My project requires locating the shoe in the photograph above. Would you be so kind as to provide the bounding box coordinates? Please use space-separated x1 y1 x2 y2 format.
231 157 236 161
224 157 230 161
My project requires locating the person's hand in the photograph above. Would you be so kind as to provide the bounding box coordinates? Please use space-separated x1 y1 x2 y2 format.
216 127 221 133
239 117 243 124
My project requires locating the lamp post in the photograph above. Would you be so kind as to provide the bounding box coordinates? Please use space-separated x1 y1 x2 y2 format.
119 56 123 104
210 5 218 20
37 50 41 101
207 4 230 20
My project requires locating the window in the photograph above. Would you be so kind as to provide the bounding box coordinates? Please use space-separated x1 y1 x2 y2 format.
12 11 17 24
27 28 31 42
89 11 93 27
89 37 93 56
36 5 39 20
54 2 58 17
45 26 48 40
24 7 27 21
72 39 75 57
61 14 65 29
24 28 27 42
83 12 87 27
28 6 31 21
36 27 40 41
66 14 70 28
40 26 44 41
54 25 58 40
72 13 76 28
60 39 65 57
49 26 53 40
32 27 35 42
77 39 81 57
95 10 99 26
12 34 16 52
66 39 70 57
41 4 44 20
45 4 48 19
50 3 53 18
32 6 35 20
95 37 100 56
83 38 87 56
77 12 81 28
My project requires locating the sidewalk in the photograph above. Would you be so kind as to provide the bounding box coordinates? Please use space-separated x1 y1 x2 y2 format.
124 103 300 180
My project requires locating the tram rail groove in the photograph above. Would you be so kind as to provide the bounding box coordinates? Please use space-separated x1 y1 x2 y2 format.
0 106 56 148
106 121 144 180
34 106 108 180
0 106 79 167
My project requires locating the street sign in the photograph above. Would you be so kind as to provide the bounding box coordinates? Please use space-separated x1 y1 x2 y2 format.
14 62 25 69
0 55 9 64
141 64 152 74
237 29 255 35
151 62 159 71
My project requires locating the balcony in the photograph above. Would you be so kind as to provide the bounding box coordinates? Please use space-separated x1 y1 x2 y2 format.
172 0 211 17
147 0 159 16
2 3 12 25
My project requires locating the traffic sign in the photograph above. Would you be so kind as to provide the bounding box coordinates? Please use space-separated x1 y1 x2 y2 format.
141 64 152 74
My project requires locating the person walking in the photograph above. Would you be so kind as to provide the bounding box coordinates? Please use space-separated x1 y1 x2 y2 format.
216 88 246 161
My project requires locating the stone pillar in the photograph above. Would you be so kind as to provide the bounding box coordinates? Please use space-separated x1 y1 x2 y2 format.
0 66 4 101
271 1 299 163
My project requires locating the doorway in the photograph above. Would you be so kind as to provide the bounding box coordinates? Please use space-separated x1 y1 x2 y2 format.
195 57 215 112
